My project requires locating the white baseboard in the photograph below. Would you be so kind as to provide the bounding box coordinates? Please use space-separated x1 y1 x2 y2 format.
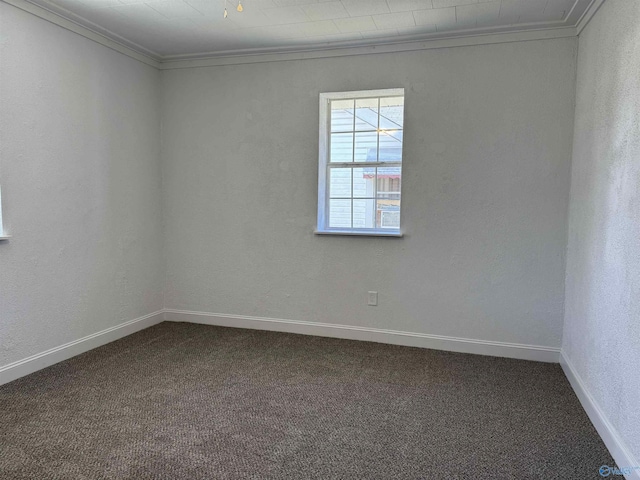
0 310 164 386
561 352 640 480
164 309 560 363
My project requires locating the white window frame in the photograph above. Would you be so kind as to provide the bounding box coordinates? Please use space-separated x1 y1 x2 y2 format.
0 186 8 241
316 88 404 237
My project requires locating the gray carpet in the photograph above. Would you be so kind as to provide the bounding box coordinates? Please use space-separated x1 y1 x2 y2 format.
1 322 614 479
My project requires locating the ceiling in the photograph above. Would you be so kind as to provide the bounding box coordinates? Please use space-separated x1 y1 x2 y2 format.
20 0 595 60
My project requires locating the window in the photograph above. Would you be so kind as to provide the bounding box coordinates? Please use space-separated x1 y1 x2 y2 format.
316 89 404 236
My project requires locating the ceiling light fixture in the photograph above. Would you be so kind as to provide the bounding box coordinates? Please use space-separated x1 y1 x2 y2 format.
223 0 243 18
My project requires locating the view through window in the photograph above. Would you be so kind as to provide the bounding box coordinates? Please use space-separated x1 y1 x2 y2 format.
317 89 404 235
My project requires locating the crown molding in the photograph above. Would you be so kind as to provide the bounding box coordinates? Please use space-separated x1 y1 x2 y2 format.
576 0 607 35
17 0 163 60
158 27 577 70
2 0 161 68
160 17 572 62
4 0 587 71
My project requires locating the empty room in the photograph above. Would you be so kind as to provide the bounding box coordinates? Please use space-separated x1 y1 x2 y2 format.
0 0 638 478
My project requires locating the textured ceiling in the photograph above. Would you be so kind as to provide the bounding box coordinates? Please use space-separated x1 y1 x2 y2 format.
24 0 594 59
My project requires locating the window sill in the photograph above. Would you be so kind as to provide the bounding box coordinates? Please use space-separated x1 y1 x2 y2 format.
0 236 10 241
314 229 403 237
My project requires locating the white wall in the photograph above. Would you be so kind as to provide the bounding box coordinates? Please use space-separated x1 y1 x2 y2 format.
0 4 164 367
161 38 577 349
563 0 640 467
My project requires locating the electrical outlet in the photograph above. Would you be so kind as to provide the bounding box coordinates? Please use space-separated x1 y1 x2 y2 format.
368 291 378 306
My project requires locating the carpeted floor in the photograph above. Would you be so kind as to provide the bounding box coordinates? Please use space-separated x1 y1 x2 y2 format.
1 322 614 479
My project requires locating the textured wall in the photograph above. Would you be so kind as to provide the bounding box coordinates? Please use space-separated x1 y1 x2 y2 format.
563 0 640 463
161 38 577 347
0 4 164 366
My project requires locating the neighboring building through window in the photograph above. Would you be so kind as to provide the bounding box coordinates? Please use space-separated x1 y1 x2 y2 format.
316 89 404 236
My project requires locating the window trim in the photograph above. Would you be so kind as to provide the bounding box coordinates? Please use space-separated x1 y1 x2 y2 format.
0 185 8 241
316 88 405 237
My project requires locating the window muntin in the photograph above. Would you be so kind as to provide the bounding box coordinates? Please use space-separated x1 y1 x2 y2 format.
317 89 404 235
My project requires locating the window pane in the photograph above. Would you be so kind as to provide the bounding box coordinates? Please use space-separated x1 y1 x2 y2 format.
378 131 403 161
377 208 400 229
329 199 351 228
354 131 378 162
376 166 401 229
379 96 404 129
377 167 401 200
330 99 354 132
329 168 352 198
353 199 376 229
330 133 353 162
354 98 378 131
352 167 376 198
